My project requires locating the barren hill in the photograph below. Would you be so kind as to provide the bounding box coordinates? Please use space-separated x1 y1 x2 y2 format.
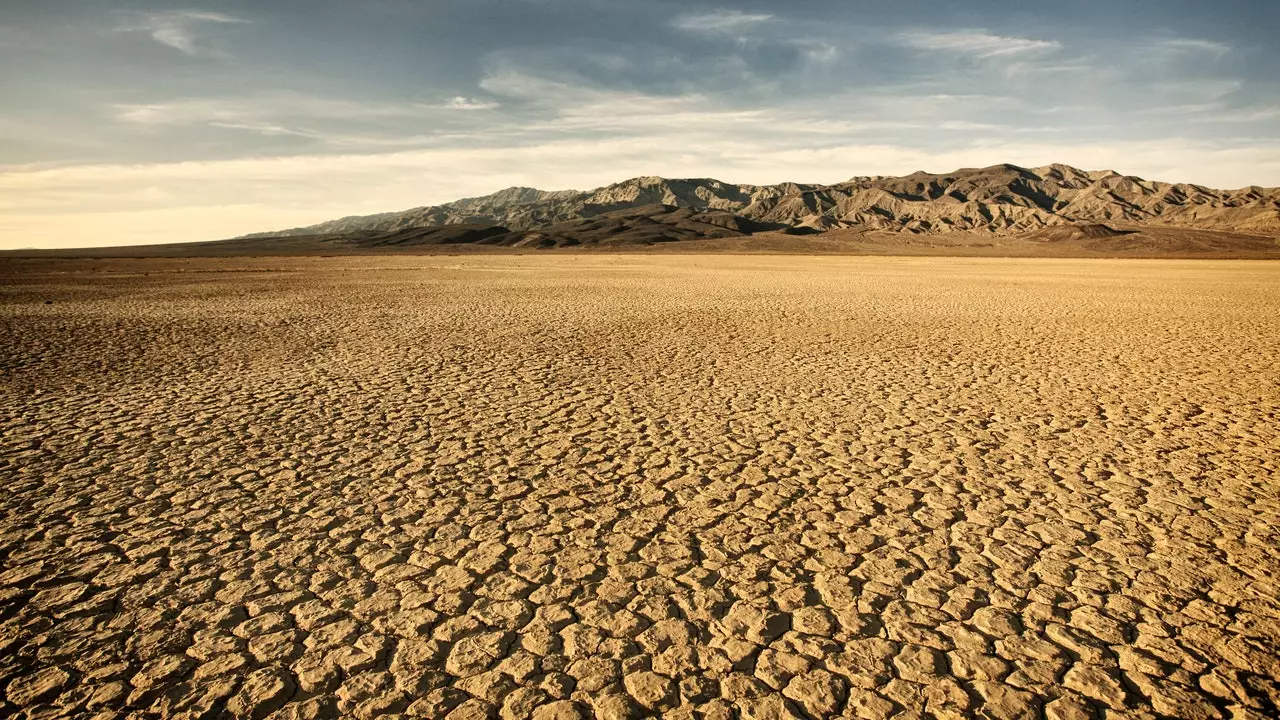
248 163 1280 239
9 163 1278 258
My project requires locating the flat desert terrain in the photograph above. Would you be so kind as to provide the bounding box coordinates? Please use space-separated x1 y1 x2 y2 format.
1 256 1278 720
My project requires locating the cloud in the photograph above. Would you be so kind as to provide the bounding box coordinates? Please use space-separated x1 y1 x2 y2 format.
672 10 774 34
105 92 511 148
118 10 247 56
112 93 494 127
478 69 586 103
794 40 841 68
1156 38 1232 56
898 31 1061 58
444 96 500 111
207 121 315 138
1147 103 1280 124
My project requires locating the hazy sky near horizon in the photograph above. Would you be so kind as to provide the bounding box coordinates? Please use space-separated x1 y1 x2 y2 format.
2 0 1279 247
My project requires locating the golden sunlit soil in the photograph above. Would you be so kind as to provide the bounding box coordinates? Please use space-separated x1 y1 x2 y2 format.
2 256 1278 720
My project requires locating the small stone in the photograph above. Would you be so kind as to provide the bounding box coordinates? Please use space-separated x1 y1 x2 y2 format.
132 653 194 690
457 669 516 703
948 649 1009 681
972 681 1039 720
1045 695 1094 720
531 700 588 720
1070 607 1128 645
540 671 577 699
721 603 790 644
694 699 733 720
636 619 697 653
446 698 498 720
6 667 72 706
446 631 511 677
1063 664 1127 710
1150 684 1220 720
720 673 769 702
591 693 640 720
193 652 250 681
497 651 542 684
739 694 806 720
680 675 720 704
783 669 847 716
756 648 811 691
567 656 619 693
248 630 303 665
924 677 972 719
971 607 1021 637
293 655 341 694
273 695 338 720
893 644 944 683
29 583 89 612
226 667 296 720
846 688 895 720
407 687 469 717
624 670 676 710
791 606 836 637
291 600 343 631
84 681 128 709
500 686 548 720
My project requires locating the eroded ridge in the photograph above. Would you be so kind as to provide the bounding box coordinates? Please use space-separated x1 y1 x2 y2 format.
1 256 1278 720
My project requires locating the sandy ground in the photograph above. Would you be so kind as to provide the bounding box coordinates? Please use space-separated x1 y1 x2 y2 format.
1 256 1278 720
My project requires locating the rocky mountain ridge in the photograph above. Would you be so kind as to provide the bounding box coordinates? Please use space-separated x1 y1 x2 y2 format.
247 163 1280 239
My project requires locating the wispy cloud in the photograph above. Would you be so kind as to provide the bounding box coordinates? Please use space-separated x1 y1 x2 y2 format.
1155 38 1232 57
444 96 500 111
899 31 1061 58
207 121 315 138
672 10 774 34
117 10 247 56
107 92 504 148
1146 103 1280 124
112 93 492 128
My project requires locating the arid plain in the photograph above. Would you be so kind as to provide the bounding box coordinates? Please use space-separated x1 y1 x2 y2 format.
1 255 1278 720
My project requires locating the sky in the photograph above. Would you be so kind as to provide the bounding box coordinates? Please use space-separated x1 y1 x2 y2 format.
2 0 1279 248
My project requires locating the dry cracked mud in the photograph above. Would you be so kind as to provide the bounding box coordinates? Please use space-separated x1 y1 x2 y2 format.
1 255 1278 720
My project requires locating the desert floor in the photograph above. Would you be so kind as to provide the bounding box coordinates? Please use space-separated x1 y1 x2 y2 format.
1 256 1278 720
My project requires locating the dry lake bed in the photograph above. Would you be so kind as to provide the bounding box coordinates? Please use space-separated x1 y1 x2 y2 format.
1 255 1278 720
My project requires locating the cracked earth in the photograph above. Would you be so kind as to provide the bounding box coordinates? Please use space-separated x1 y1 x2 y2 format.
1 255 1278 720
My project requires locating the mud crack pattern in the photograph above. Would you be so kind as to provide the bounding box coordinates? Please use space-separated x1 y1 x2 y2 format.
1 256 1278 720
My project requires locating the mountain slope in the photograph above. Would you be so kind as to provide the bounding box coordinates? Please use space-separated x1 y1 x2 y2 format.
248 163 1280 240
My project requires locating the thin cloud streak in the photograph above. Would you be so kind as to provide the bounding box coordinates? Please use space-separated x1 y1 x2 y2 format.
116 10 247 56
112 93 496 127
1156 38 1232 56
445 96 500 111
672 10 775 34
899 30 1062 58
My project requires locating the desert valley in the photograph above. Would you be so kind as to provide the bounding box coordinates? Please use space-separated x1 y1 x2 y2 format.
3 4 1280 718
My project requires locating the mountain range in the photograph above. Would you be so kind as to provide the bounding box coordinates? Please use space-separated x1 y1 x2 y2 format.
245 163 1280 247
